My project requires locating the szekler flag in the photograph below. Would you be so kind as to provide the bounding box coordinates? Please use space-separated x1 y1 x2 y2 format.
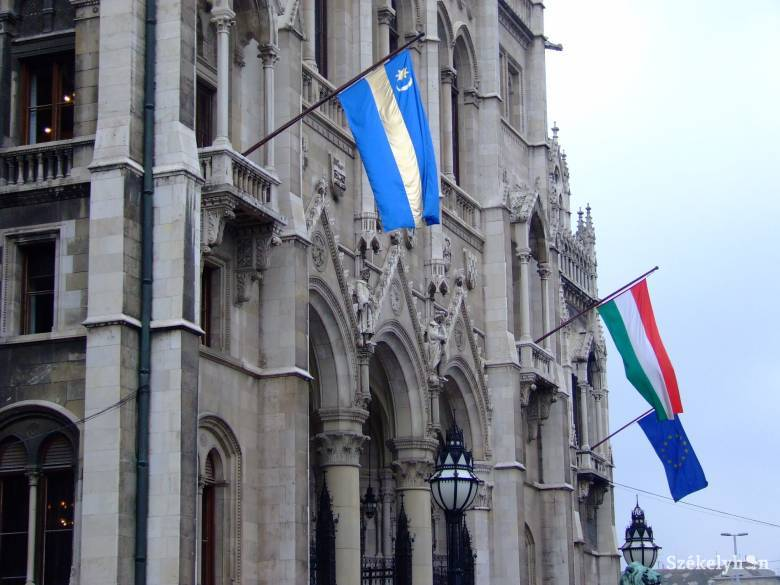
597 280 683 420
638 413 708 501
338 50 440 231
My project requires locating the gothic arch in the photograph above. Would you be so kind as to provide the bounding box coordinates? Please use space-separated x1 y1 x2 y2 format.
437 2 454 67
309 279 357 408
452 23 479 90
198 414 243 585
442 357 489 460
0 402 79 466
232 0 278 47
373 320 428 438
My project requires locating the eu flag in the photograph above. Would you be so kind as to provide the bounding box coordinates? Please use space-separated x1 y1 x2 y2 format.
638 413 708 501
338 50 440 231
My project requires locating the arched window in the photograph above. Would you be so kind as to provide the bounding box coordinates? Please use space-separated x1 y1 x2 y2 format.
0 412 77 585
196 0 217 147
525 525 536 585
197 417 242 585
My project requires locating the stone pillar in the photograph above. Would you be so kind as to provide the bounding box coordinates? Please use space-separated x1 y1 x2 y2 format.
379 468 395 558
259 44 278 170
376 5 394 58
316 408 369 585
301 0 316 67
578 382 591 450
392 438 438 585
25 471 38 585
471 467 493 585
538 262 552 350
211 7 235 146
592 389 604 453
439 68 455 179
517 247 533 343
195 478 204 585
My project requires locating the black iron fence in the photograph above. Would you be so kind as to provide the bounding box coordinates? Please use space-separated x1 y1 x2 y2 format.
361 556 395 585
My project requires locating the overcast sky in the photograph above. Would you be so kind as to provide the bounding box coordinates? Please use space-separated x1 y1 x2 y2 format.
544 0 780 569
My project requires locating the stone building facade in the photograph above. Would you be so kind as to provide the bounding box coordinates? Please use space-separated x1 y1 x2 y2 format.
0 0 620 584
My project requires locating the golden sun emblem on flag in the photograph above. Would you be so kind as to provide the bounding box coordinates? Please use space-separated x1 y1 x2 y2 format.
395 67 413 92
659 432 690 469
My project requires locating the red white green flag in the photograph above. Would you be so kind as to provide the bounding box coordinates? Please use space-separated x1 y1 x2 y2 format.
597 280 683 420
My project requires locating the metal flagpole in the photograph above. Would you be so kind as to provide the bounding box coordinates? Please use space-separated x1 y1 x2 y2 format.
590 408 653 451
534 265 659 346
242 31 425 158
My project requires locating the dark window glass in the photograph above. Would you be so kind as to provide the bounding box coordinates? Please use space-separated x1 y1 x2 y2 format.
196 81 215 148
0 474 29 585
201 483 215 585
22 53 75 145
314 0 328 78
389 0 399 53
40 470 74 585
200 266 215 347
22 241 56 335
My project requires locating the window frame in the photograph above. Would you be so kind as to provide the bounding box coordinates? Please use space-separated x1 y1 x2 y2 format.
314 0 329 78
199 258 227 352
1 228 61 339
20 240 56 335
499 48 525 134
0 413 78 585
19 52 75 145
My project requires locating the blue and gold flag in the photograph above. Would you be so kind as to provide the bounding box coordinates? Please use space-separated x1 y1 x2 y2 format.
638 413 708 501
338 50 440 231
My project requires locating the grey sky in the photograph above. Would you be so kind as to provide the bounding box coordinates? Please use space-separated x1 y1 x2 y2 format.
545 0 780 569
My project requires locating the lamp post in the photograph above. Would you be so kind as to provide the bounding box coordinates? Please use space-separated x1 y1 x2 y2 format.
620 501 661 568
428 424 480 585
720 532 748 585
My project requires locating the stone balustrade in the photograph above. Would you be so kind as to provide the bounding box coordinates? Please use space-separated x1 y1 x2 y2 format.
199 145 278 207
302 62 348 130
0 137 94 191
504 0 533 28
441 175 481 231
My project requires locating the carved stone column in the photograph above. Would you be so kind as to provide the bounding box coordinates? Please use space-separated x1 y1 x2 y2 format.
259 44 279 170
195 478 205 585
517 247 533 343
392 438 438 585
592 388 604 453
316 407 369 585
578 382 592 451
25 471 39 585
356 343 375 410
537 262 552 350
376 5 395 58
211 7 235 146
379 468 395 558
439 68 456 179
301 0 316 67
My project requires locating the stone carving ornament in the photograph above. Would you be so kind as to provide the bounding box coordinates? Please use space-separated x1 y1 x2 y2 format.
390 280 403 316
425 309 448 380
311 231 327 271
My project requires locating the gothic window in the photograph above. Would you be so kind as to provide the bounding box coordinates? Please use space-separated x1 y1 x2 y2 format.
200 262 226 350
197 417 242 585
0 413 77 585
196 81 216 148
525 525 536 585
21 240 56 335
388 0 399 53
200 265 215 347
20 53 75 144
499 50 524 132
314 0 328 77
200 451 218 585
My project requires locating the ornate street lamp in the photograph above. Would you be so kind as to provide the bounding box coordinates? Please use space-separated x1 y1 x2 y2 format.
620 500 661 568
429 423 480 585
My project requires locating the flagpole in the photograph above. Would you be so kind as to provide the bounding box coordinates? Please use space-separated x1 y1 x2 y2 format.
242 32 425 158
590 408 653 451
533 266 659 346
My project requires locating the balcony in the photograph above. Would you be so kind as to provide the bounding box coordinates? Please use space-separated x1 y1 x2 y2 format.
198 145 283 225
576 449 612 486
302 63 349 132
440 175 484 251
516 340 556 389
0 136 94 201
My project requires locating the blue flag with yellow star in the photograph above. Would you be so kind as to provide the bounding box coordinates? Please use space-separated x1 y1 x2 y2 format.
638 413 708 501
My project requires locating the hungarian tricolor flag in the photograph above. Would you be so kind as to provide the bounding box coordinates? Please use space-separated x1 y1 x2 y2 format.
598 280 683 420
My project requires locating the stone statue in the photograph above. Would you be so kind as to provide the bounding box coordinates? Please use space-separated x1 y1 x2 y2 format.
425 309 448 379
353 268 375 342
619 563 662 585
